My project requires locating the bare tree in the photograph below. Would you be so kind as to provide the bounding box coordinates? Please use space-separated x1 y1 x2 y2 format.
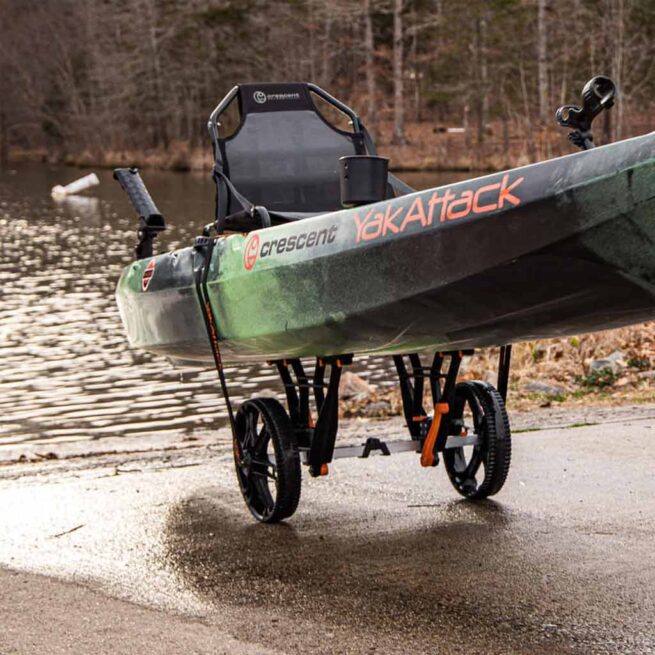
3 0 655 167
392 0 406 145
609 0 625 140
537 0 549 125
363 0 377 126
475 8 489 146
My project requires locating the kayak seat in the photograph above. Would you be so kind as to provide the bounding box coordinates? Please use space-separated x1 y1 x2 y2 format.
208 82 413 233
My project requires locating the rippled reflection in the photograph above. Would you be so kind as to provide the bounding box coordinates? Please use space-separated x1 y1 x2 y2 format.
1 165 457 448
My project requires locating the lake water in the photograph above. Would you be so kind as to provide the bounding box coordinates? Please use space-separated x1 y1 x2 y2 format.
0 164 468 449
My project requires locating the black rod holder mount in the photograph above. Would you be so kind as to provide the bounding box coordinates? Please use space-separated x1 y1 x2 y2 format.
556 76 618 151
113 167 166 259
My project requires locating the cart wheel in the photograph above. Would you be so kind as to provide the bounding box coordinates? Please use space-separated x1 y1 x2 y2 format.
443 381 511 499
233 397 301 523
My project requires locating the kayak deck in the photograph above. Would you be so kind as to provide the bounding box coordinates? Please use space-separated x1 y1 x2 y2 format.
116 131 655 363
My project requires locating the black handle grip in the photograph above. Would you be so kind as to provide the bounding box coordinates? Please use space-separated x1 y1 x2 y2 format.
113 167 165 229
114 167 166 259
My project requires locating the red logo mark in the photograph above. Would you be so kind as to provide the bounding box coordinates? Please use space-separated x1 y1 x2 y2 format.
142 259 156 291
244 234 260 271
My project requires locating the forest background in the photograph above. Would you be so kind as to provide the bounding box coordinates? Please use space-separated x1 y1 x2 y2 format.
1 0 653 171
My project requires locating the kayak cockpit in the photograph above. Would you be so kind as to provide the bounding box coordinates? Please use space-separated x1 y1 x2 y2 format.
206 82 413 233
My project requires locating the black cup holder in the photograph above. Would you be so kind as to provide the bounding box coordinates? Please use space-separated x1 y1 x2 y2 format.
339 155 389 207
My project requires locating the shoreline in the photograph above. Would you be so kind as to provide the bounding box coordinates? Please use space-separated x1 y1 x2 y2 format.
4 401 655 469
4 147 495 175
6 118 653 176
4 120 573 174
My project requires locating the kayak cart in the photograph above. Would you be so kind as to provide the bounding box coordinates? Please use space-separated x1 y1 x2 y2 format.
114 78 637 523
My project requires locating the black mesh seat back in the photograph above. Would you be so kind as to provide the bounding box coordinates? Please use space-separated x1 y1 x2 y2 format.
220 83 363 213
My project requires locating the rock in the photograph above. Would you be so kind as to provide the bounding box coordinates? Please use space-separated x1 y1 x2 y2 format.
35 452 58 460
588 350 625 374
608 349 625 362
257 388 280 398
523 380 566 397
361 400 392 417
637 370 655 380
484 370 498 385
339 372 373 400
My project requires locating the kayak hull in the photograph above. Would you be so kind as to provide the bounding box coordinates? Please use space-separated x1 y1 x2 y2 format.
116 132 655 363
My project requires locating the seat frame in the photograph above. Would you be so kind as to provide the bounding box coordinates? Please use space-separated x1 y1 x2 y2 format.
207 83 367 233
206 82 414 234
208 83 363 153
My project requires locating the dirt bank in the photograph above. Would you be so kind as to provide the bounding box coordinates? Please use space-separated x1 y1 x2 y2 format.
340 322 655 420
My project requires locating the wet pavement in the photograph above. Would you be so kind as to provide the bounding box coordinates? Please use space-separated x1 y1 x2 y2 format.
1 409 654 654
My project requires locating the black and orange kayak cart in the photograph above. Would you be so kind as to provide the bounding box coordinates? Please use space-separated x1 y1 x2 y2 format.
233 348 513 523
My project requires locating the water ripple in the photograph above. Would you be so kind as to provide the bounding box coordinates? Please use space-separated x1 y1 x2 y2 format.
0 165 406 448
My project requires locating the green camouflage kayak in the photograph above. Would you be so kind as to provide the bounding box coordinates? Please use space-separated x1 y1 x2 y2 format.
116 131 655 363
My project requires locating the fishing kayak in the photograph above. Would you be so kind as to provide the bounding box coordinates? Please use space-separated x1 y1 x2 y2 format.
116 131 655 363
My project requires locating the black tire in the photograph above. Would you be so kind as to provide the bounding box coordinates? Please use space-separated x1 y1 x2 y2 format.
443 381 511 499
233 397 301 523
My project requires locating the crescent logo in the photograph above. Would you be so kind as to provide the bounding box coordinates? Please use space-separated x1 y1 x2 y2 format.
253 91 267 104
244 234 260 271
142 259 156 291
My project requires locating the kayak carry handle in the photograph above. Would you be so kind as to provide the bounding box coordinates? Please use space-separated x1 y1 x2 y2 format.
113 167 166 260
556 76 617 150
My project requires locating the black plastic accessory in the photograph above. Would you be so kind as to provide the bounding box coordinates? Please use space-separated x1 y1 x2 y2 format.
274 355 353 478
339 155 389 207
359 437 391 458
113 167 166 259
556 76 618 151
497 344 512 402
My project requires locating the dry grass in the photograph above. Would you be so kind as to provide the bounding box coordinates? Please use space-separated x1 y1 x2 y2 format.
344 323 655 417
372 121 572 172
61 142 213 172
470 323 655 408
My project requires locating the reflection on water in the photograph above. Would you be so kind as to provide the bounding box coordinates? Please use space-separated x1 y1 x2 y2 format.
0 164 464 448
